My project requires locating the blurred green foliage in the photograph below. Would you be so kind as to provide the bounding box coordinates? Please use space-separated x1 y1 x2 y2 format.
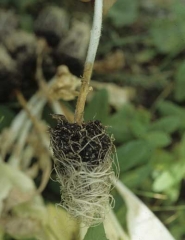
150 2 185 54
108 0 139 27
85 87 185 238
84 223 108 240
0 105 15 131
1 0 185 239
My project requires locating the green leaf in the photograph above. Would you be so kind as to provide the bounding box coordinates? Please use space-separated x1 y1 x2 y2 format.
153 163 185 193
157 101 185 116
152 156 185 202
165 185 180 202
149 116 180 134
144 131 171 148
0 0 10 5
108 0 139 27
172 1 185 22
151 149 174 170
121 165 151 188
129 120 147 138
153 171 175 192
107 105 151 143
0 105 15 131
107 104 135 143
84 89 109 124
177 133 185 159
135 107 151 125
156 101 185 129
0 116 4 123
117 140 152 172
83 223 108 240
150 19 184 53
20 14 34 32
174 61 185 101
11 0 37 10
135 49 156 63
150 2 185 55
131 107 151 137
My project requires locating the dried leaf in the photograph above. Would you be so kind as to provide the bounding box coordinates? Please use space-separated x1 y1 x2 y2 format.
90 81 135 109
104 209 129 240
0 174 12 215
46 204 78 240
0 162 48 239
114 179 175 240
50 65 80 101
94 50 125 73
0 162 35 190
0 161 35 215
0 217 47 240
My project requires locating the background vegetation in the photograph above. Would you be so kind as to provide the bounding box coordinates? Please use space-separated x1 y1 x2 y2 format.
0 0 185 239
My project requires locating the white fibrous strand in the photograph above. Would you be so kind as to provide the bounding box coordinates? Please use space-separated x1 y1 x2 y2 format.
49 114 117 226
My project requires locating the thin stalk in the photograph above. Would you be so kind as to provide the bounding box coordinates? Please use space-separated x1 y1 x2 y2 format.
74 0 103 124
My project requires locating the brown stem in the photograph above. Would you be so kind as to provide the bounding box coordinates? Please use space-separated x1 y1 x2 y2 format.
74 62 93 124
16 90 44 135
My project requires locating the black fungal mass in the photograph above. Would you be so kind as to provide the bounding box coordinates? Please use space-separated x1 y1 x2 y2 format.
49 114 113 167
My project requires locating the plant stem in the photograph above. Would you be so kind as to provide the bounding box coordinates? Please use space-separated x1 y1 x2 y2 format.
74 0 103 124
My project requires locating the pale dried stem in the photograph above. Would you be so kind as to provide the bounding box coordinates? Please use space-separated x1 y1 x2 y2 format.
1 92 45 161
16 90 46 141
36 154 52 195
16 90 53 158
74 0 103 124
8 119 32 167
16 90 52 194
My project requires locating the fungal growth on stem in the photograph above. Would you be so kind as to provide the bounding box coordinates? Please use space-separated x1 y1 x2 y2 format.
49 0 118 226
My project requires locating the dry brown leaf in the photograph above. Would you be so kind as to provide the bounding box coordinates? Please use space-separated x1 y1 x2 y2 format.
94 50 125 74
49 65 80 101
90 81 135 109
46 204 79 240
3 188 33 213
113 179 175 240
0 217 47 240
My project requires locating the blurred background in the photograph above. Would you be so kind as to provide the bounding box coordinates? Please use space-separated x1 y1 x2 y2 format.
0 0 185 239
